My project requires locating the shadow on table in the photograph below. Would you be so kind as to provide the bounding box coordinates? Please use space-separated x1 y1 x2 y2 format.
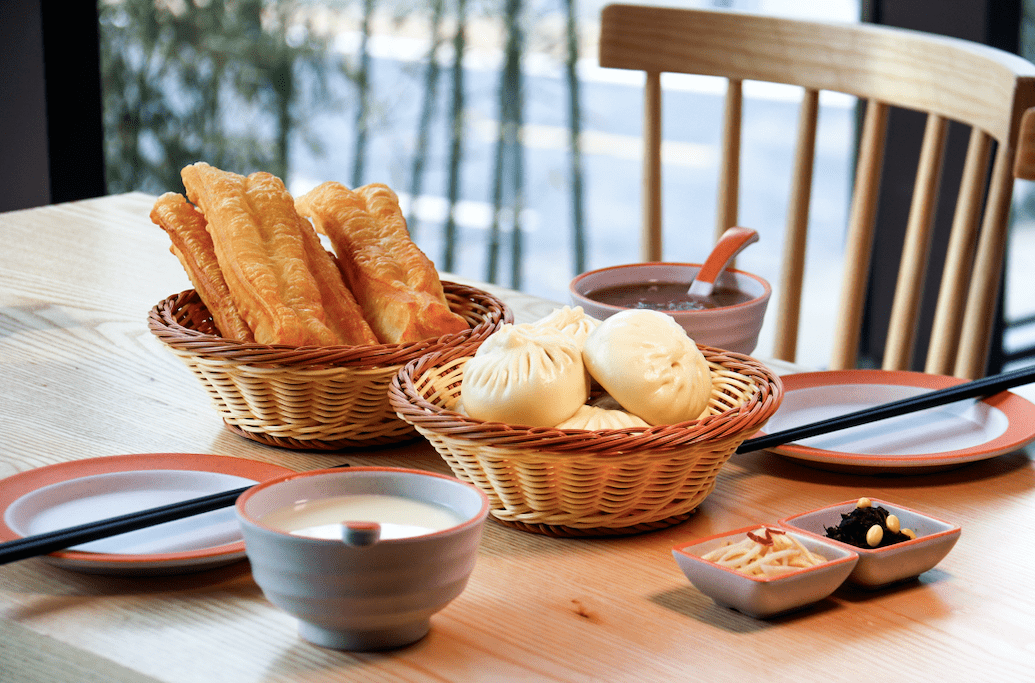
832 566 954 605
650 584 845 633
1 555 258 602
731 447 1033 488
259 623 437 678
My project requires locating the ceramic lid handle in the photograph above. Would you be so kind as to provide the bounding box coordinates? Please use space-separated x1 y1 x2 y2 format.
342 521 381 546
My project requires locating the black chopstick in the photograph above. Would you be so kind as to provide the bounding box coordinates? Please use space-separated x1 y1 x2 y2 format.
736 364 1035 454
0 463 349 566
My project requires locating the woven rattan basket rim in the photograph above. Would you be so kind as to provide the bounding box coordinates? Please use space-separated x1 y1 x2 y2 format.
389 345 783 456
147 281 513 367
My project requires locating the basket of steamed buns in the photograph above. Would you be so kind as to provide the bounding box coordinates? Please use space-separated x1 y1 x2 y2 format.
147 162 511 450
388 306 783 536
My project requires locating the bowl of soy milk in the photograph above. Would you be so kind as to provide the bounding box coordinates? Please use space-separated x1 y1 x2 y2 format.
236 466 489 651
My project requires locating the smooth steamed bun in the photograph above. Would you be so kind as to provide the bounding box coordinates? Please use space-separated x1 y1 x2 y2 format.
555 404 649 430
461 323 589 427
582 309 711 425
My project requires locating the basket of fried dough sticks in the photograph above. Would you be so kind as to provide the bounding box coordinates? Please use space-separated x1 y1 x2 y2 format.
388 308 783 537
147 162 512 450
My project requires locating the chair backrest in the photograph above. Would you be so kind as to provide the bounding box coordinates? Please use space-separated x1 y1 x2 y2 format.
599 3 1035 378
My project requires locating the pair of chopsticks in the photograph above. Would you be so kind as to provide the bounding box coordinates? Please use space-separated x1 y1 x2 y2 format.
2 365 1034 566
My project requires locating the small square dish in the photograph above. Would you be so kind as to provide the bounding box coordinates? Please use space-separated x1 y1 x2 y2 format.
778 498 961 588
672 525 858 618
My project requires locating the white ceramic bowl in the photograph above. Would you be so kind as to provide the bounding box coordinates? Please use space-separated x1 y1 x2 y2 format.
778 498 961 588
569 262 771 354
672 525 858 618
236 466 490 651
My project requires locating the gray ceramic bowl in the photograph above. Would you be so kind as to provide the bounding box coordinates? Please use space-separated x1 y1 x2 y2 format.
236 467 490 651
569 262 771 354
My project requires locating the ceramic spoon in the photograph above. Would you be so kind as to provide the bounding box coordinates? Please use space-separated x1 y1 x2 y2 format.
687 226 760 299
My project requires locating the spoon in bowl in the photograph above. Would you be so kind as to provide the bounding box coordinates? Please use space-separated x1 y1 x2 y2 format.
687 226 760 299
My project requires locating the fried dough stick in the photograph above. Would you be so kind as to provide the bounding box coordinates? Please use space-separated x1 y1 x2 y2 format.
181 163 377 346
295 182 469 344
150 192 255 342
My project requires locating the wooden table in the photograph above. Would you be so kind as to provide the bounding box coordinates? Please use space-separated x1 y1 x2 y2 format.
1 193 1032 682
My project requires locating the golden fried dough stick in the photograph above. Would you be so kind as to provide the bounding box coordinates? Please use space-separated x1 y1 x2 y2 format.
150 192 255 342
295 181 469 344
356 184 452 307
355 184 470 340
181 163 377 346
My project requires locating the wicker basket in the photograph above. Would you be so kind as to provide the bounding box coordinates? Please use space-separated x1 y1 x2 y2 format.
388 344 783 536
148 282 513 450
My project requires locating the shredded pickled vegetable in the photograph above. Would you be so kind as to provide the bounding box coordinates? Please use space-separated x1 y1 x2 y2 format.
701 527 827 577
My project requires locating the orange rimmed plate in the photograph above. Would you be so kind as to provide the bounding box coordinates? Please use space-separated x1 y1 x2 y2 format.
0 453 294 575
754 370 1035 473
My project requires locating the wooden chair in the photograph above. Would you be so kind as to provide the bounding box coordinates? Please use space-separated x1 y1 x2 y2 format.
599 3 1035 378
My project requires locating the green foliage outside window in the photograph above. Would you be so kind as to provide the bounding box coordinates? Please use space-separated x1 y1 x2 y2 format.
98 0 348 194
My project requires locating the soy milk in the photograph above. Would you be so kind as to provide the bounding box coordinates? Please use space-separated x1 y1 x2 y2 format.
261 494 463 540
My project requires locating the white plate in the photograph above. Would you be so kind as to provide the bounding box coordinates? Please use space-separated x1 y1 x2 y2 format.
0 454 294 575
755 370 1035 473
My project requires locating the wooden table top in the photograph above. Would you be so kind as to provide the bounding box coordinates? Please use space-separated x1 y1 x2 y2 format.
1 193 1032 682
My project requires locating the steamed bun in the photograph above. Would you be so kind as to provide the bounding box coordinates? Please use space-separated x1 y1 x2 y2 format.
555 404 649 430
582 309 711 425
531 306 600 349
461 324 589 427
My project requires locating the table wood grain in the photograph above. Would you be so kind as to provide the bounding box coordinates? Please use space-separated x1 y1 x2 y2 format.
1 193 1033 682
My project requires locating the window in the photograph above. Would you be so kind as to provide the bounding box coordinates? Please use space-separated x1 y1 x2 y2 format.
99 0 859 369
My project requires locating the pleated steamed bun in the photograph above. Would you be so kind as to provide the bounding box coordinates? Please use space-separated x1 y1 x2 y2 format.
460 323 590 427
530 306 600 349
582 309 712 425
